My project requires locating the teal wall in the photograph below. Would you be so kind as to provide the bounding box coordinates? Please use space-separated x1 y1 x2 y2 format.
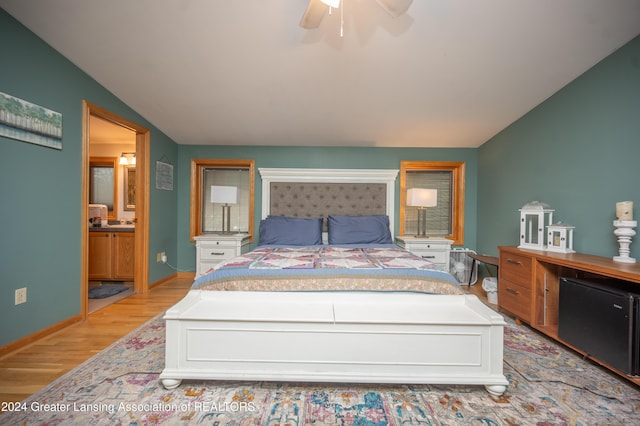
477 35 640 258
0 10 179 347
175 146 478 271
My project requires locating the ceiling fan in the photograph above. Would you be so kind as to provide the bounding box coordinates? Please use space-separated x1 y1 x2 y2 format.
300 0 413 29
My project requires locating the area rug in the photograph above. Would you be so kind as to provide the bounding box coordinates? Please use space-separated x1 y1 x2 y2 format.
88 284 130 299
2 313 639 425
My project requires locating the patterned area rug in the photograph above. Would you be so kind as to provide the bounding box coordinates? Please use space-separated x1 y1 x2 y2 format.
2 311 639 425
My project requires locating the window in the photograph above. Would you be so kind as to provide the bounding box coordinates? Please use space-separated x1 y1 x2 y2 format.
190 159 255 241
399 161 465 245
89 157 118 219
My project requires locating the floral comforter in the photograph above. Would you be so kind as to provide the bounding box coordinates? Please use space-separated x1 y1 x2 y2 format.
193 245 463 295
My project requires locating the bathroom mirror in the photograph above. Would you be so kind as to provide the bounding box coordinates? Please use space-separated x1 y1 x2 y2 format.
123 165 136 211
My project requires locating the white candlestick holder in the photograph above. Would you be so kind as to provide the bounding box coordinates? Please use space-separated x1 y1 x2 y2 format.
613 220 637 263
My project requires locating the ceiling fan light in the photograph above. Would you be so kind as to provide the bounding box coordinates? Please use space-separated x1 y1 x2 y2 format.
321 0 340 8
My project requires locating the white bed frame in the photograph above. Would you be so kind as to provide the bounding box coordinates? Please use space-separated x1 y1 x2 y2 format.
160 168 508 396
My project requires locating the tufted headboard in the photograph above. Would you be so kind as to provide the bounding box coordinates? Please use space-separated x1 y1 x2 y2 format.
259 168 399 236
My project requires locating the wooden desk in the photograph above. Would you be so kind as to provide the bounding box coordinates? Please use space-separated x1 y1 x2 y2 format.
467 253 499 285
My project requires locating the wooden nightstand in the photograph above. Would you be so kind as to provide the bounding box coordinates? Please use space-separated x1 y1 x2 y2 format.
194 234 251 278
395 236 453 271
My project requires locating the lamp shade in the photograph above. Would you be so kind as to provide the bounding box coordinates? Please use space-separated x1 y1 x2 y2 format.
211 186 238 204
407 188 437 207
119 152 135 165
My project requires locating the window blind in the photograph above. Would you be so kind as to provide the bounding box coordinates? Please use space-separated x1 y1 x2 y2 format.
405 170 453 237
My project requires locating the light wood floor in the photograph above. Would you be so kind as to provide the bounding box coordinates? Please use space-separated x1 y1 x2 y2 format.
0 276 193 405
0 276 489 405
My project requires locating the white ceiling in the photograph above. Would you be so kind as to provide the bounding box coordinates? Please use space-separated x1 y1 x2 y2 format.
89 115 136 145
2 0 640 148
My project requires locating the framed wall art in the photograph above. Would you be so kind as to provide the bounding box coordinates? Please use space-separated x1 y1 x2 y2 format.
156 160 174 191
0 91 62 150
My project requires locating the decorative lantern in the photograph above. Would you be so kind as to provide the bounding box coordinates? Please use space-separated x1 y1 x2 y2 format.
546 222 575 253
518 201 554 251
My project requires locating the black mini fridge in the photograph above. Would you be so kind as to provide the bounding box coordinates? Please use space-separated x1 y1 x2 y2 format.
559 277 640 376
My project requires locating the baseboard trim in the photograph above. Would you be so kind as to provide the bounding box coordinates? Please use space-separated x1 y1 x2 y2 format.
149 273 175 289
148 272 194 289
0 314 83 359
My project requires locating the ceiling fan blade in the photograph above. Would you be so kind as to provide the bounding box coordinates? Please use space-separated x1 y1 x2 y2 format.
375 0 413 18
300 0 328 29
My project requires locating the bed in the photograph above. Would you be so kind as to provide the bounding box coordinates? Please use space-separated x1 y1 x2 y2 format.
160 168 508 396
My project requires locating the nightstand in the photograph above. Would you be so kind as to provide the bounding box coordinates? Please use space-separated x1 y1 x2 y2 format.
395 236 453 271
194 234 251 278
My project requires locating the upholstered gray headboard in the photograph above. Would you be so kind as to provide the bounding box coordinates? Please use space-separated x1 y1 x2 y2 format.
269 182 387 219
259 168 399 235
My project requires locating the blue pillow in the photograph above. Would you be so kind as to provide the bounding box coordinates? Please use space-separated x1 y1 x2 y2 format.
328 215 392 244
259 216 323 246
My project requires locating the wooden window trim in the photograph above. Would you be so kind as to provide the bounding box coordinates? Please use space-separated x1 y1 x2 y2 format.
399 161 465 245
190 159 255 242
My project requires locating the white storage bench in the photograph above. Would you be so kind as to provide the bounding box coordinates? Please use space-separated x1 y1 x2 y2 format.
160 290 508 396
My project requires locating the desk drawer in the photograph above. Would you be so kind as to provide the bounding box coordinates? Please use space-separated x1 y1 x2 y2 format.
500 252 532 288
499 279 531 322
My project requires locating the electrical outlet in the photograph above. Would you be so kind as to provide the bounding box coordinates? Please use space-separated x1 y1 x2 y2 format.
157 252 163 263
15 287 27 305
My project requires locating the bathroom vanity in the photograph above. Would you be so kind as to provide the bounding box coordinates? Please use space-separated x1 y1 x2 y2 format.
88 226 135 281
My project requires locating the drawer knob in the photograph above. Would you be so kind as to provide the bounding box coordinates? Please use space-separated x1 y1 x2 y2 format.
506 287 520 295
506 258 522 265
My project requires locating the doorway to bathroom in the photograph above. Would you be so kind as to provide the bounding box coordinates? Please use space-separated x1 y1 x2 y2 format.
81 101 150 318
